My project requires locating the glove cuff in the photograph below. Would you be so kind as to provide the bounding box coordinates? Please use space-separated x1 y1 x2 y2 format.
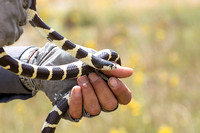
19 47 40 96
20 46 39 64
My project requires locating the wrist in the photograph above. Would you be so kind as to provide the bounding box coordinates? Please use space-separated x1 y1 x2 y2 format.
20 47 39 63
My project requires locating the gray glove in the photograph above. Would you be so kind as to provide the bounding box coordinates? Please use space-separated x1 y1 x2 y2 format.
19 43 97 121
0 0 31 46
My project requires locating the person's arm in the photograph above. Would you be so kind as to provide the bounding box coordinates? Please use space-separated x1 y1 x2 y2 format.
0 0 32 102
0 46 34 102
0 0 133 123
0 43 133 122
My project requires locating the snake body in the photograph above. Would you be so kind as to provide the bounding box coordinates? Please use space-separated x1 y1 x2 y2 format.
0 0 119 80
41 51 121 133
0 0 121 132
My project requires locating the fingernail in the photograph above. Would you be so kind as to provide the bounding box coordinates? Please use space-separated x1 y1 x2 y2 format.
116 64 120 68
89 73 99 83
109 78 118 88
72 86 81 96
78 76 88 83
78 76 88 87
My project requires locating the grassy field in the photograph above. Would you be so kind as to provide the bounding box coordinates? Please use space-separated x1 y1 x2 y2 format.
1 0 200 133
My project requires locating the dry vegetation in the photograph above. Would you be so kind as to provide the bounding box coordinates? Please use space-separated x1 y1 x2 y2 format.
1 0 200 133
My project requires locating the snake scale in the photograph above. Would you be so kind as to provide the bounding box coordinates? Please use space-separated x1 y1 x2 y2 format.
0 0 121 132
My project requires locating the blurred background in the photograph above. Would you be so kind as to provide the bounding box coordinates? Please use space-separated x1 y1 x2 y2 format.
1 0 200 132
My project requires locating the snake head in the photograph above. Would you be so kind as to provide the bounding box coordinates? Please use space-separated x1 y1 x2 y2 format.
101 62 116 71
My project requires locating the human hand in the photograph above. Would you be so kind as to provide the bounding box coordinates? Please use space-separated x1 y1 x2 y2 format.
19 43 132 121
0 0 31 46
68 66 133 119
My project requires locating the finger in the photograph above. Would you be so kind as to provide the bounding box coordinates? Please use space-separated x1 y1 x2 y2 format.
88 73 118 111
69 86 83 119
102 65 133 78
77 75 101 116
108 77 132 105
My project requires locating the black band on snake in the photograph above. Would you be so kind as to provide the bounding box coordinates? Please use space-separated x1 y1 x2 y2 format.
0 0 121 132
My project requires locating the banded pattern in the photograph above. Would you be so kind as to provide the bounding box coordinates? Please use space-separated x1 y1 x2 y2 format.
0 0 120 80
0 46 120 133
41 50 121 133
27 0 116 71
42 94 70 133
0 48 120 80
0 0 122 132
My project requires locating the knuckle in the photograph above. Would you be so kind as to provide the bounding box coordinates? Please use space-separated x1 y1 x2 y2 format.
71 98 82 106
23 0 31 9
5 28 14 36
113 85 123 95
70 111 82 119
87 106 101 115
103 100 118 111
6 26 17 36
72 99 82 106
7 33 16 41
19 10 27 26
70 92 82 106
0 31 16 45
118 89 132 105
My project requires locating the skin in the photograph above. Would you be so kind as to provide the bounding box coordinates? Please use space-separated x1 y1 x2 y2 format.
0 0 133 119
69 65 133 119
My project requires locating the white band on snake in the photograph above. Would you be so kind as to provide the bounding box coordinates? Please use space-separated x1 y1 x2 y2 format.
0 0 121 132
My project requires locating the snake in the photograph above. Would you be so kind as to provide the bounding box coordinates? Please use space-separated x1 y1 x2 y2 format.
0 0 121 132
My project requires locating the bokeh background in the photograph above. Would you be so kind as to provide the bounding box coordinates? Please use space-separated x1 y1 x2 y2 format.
1 0 200 132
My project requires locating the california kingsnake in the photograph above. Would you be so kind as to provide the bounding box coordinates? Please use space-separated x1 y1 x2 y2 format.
0 0 121 132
